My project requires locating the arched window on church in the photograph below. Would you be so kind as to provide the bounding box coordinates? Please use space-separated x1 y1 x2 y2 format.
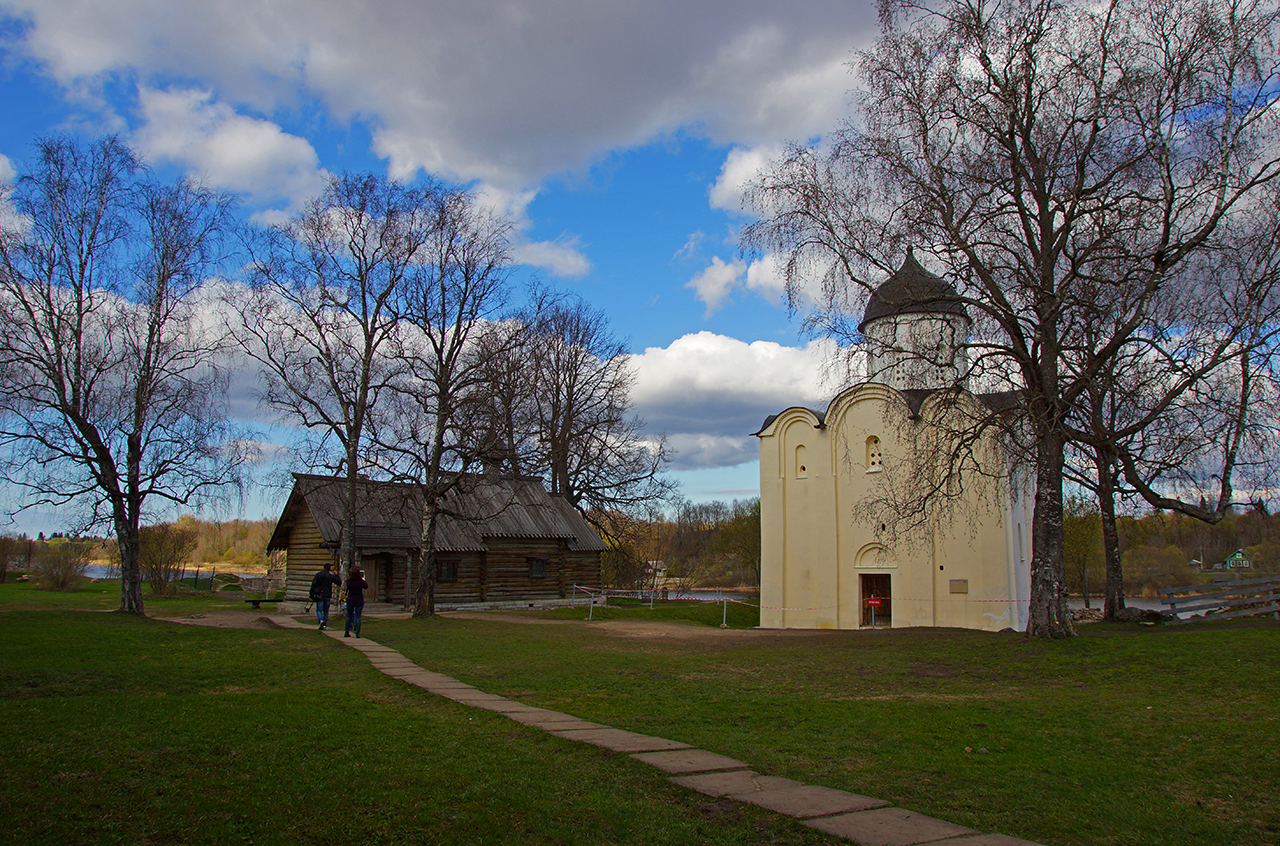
795 444 808 479
866 436 882 472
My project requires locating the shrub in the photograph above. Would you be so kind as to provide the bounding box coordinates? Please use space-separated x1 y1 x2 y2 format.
32 542 91 591
139 523 198 596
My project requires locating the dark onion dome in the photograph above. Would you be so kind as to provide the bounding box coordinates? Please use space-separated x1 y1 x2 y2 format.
858 249 969 333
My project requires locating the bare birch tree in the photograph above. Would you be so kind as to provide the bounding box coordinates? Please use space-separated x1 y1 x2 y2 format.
238 173 439 579
744 0 1280 636
0 135 241 614
381 188 518 617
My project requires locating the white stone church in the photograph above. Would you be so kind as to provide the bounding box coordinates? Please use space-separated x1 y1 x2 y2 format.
756 252 1032 632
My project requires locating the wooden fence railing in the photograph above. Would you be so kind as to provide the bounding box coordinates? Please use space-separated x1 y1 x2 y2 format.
1160 575 1280 624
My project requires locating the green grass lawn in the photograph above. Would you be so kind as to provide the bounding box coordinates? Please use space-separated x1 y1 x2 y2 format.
3 582 1278 846
0 576 280 615
0 605 833 846
368 607 1280 846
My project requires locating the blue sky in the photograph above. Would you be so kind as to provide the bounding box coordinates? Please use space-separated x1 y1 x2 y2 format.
0 0 881 533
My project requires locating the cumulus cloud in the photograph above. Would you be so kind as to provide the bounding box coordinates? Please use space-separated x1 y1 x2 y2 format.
513 238 592 278
0 154 21 232
686 253 789 313
686 256 747 314
745 252 787 300
630 331 834 471
3 0 875 190
709 144 783 213
133 87 329 219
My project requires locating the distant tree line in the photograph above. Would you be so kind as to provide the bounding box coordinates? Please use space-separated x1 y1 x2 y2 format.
1064 499 1279 602
597 497 761 591
0 516 279 594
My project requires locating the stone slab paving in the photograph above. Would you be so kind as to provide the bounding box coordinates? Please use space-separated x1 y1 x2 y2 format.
468 700 560 716
545 727 692 753
503 708 590 723
940 836 1046 846
507 714 610 731
629 749 750 774
671 770 804 797
398 675 476 688
804 807 976 846
436 690 510 705
732 784 890 819
272 614 1046 846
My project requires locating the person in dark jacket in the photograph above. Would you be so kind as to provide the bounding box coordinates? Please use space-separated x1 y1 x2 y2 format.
309 562 343 631
344 566 368 638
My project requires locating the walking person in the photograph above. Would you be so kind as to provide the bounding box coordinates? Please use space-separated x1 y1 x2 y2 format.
308 562 342 631
344 565 368 638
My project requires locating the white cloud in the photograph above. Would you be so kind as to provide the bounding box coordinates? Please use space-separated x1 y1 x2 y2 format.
745 253 787 301
687 256 747 314
470 184 591 278
687 252 789 313
674 230 705 262
710 144 783 213
514 238 592 278
0 154 22 232
133 87 329 218
4 0 876 190
630 331 834 470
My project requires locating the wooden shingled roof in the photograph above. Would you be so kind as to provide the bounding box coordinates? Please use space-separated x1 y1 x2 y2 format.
267 473 607 554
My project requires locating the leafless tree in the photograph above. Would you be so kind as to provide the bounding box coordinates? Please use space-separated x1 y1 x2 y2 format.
238 173 439 579
0 136 242 614
32 540 93 591
1065 198 1280 619
715 497 763 586
523 294 673 540
380 187 519 617
744 0 1280 636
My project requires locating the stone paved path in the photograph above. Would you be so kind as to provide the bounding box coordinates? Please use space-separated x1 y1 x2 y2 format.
276 617 1045 846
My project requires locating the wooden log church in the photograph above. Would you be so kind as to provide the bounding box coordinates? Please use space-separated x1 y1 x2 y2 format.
268 473 606 608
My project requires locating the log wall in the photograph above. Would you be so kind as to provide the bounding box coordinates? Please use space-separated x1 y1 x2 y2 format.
283 511 338 600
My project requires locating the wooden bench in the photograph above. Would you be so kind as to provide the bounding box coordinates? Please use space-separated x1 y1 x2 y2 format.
1161 575 1280 624
243 598 285 610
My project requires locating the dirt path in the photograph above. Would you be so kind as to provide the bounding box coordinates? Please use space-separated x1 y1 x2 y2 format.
154 607 832 644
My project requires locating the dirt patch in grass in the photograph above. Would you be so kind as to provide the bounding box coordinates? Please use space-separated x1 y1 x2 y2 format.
445 611 832 646
151 611 281 629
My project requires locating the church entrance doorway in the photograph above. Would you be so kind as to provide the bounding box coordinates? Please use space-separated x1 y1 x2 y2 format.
861 573 891 627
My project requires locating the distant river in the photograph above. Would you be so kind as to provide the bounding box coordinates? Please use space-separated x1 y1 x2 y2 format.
84 564 258 581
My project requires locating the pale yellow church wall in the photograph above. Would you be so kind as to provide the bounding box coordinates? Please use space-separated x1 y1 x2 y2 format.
759 383 1028 633
761 412 842 628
